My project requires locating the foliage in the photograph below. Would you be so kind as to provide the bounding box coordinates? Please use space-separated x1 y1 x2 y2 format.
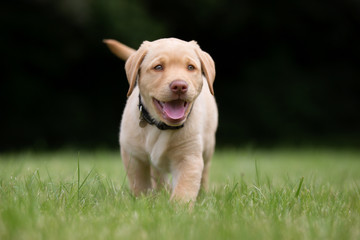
1 0 359 149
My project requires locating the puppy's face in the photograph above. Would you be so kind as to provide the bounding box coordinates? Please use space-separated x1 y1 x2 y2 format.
125 38 215 127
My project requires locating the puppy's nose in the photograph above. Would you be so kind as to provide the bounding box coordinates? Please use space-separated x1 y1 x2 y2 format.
170 80 188 94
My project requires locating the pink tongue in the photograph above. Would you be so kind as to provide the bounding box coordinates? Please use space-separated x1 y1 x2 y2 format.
163 100 186 120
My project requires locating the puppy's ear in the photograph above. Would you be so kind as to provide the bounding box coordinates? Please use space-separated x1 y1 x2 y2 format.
125 41 149 97
103 39 136 61
192 41 216 95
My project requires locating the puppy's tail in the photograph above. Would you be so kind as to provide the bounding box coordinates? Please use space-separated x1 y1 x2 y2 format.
103 39 136 61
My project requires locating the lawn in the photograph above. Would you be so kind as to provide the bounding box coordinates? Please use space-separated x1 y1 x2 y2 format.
0 148 359 240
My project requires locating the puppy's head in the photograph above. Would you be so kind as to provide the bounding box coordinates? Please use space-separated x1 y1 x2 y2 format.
125 38 215 127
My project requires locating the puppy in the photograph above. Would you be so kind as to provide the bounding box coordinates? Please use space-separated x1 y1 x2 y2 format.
104 38 218 203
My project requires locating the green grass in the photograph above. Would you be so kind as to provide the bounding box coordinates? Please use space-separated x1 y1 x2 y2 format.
0 148 360 240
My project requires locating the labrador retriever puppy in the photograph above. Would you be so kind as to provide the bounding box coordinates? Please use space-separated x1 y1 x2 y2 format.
104 38 218 203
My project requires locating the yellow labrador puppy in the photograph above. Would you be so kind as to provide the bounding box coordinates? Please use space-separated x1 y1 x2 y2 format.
104 38 218 203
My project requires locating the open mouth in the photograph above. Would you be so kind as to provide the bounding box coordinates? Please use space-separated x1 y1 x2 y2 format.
153 98 190 124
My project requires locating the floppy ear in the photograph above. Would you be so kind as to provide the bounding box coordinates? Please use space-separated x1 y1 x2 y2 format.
193 42 216 95
124 41 149 97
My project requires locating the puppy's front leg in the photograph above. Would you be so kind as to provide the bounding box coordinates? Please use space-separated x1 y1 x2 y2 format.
170 155 204 203
121 149 152 196
151 166 168 190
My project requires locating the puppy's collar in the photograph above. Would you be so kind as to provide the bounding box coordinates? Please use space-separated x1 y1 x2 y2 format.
138 95 184 130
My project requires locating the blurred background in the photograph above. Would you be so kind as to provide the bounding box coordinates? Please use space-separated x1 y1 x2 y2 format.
1 0 359 151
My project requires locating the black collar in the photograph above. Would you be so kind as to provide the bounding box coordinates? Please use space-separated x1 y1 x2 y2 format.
138 95 184 130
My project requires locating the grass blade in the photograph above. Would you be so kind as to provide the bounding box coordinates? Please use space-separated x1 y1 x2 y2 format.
76 152 95 202
79 167 95 191
255 158 260 186
295 176 304 198
78 151 80 201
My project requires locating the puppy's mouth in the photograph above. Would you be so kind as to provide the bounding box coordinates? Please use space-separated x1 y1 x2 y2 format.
153 98 190 125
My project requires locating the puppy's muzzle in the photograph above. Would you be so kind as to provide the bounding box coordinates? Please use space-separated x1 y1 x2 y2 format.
170 80 188 95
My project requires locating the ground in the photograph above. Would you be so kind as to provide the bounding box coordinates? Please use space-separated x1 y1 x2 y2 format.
0 148 359 240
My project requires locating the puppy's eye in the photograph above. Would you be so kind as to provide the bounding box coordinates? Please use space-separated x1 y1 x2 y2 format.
187 65 195 71
154 65 163 71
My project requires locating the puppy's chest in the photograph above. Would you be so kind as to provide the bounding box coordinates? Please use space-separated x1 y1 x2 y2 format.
145 130 173 171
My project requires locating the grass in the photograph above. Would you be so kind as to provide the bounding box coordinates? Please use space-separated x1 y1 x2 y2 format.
0 148 359 240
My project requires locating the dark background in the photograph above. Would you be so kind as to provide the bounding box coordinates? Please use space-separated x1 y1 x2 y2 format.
1 0 359 151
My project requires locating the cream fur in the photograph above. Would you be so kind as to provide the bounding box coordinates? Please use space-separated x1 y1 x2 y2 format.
105 38 218 203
